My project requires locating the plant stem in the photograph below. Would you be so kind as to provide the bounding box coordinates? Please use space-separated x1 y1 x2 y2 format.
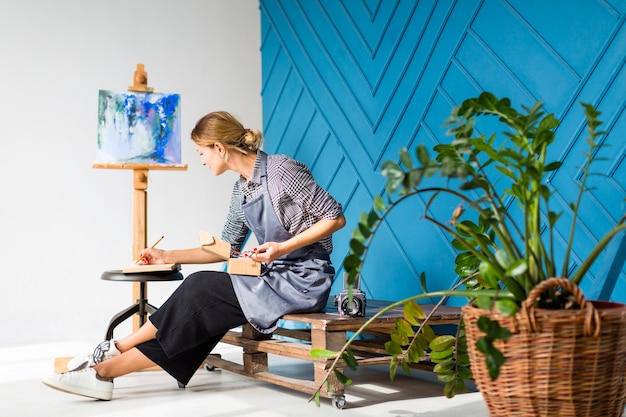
308 289 513 403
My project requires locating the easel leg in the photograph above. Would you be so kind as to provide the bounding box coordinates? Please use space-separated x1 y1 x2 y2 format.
132 169 148 331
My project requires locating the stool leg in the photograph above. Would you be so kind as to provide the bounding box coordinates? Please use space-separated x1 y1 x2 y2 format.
138 281 148 326
104 281 161 339
105 303 140 340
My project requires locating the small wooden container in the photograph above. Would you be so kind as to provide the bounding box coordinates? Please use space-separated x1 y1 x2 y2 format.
199 231 261 276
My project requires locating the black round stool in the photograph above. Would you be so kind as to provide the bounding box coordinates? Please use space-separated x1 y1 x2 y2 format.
101 270 184 340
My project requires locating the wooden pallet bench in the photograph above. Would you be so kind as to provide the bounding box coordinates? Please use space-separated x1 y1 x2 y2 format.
204 299 462 408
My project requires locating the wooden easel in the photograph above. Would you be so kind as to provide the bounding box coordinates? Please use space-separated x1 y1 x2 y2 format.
54 65 187 373
93 64 187 331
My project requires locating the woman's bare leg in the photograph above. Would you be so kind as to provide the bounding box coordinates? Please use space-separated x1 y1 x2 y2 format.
93 348 156 379
114 320 158 352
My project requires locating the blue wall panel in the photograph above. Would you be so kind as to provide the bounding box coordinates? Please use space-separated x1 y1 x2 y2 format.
260 0 626 304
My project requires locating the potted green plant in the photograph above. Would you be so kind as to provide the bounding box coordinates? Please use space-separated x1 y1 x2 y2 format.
311 92 626 416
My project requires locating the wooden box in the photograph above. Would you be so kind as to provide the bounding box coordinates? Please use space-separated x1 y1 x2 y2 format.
199 231 261 276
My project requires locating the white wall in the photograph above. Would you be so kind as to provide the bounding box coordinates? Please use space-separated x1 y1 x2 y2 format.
0 0 262 346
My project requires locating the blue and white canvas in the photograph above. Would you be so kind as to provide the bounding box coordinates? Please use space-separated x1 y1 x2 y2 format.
97 90 181 164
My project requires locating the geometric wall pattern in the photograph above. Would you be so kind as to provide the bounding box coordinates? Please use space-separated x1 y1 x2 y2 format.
259 0 626 304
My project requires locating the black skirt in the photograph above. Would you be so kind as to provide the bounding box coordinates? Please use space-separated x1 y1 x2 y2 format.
136 271 248 385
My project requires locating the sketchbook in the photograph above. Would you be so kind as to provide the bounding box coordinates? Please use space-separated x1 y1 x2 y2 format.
122 263 181 274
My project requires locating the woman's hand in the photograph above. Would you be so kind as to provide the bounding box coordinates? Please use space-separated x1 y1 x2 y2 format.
251 242 285 263
138 248 166 265
251 216 346 263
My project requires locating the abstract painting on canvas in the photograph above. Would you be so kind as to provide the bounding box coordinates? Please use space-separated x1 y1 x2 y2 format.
96 90 181 164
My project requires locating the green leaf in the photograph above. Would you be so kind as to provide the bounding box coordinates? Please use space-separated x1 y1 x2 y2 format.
344 269 358 287
538 113 560 131
475 295 494 310
429 335 455 352
494 165 517 181
349 238 365 256
396 318 415 338
416 144 430 165
429 347 454 361
419 271 428 294
333 369 352 385
478 316 512 340
389 356 398 381
494 249 511 268
478 261 500 288
456 220 481 236
399 147 413 168
456 355 471 368
366 210 380 227
459 178 486 191
351 224 366 241
456 377 469 393
476 316 492 334
408 169 424 188
457 366 473 380
414 333 429 353
495 299 519 317
485 348 506 380
506 259 528 277
475 337 490 354
538 184 552 201
495 325 512 340
381 161 404 194
400 358 411 376
407 343 424 363
456 250 478 263
477 316 492 334
456 259 480 277
433 359 455 373
476 91 499 110
451 238 469 251
403 301 425 325
357 222 371 239
443 380 457 398
390 329 409 346
437 372 456 383
342 254 362 271
424 164 441 178
342 348 359 371
310 348 337 359
385 340 403 355
373 194 386 211
422 324 436 343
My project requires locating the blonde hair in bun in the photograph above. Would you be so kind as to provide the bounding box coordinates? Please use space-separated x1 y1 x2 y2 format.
191 111 263 154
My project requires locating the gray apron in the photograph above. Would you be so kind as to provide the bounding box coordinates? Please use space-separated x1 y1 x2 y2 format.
229 151 334 333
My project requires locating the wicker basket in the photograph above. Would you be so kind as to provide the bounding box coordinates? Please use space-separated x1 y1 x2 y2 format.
463 278 626 417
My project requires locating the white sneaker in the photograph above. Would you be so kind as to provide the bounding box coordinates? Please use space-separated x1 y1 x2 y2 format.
42 363 113 400
67 340 121 371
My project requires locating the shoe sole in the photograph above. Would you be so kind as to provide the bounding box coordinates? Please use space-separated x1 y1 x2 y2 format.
42 378 113 401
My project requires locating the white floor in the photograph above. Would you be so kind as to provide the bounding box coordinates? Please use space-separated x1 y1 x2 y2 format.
1 341 490 417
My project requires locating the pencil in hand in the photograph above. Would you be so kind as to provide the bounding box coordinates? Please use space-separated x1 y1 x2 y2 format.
135 235 164 264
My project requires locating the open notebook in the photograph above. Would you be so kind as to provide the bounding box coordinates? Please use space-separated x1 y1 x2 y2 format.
121 263 181 274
